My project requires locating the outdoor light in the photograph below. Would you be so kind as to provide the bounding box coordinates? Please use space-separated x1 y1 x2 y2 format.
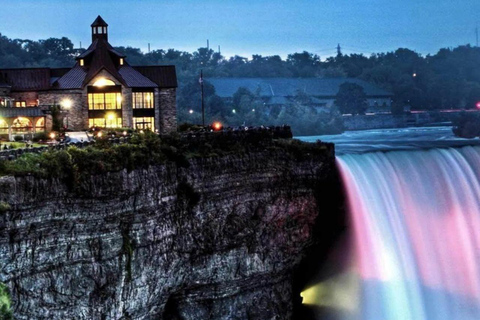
413 73 417 77
252 109 255 112
232 109 236 114
140 130 144 134
107 113 115 120
213 121 223 131
123 131 127 136
189 109 194 114
49 132 55 139
477 102 480 109
97 132 103 138
61 98 73 109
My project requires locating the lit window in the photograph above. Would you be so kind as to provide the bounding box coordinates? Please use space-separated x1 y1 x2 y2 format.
92 78 116 87
12 117 32 132
0 119 8 133
88 92 122 110
80 59 84 66
89 117 122 129
14 101 26 107
133 117 155 131
120 58 124 65
35 118 45 129
133 92 154 109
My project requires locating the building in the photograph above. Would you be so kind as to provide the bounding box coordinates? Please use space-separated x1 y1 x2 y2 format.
207 77 393 113
0 16 177 138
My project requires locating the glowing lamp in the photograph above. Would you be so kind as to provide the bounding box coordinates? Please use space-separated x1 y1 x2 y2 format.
49 132 55 139
107 113 115 120
97 132 103 138
139 130 144 134
61 99 73 109
123 131 127 136
476 102 480 109
213 121 223 131
232 109 236 114
189 109 194 114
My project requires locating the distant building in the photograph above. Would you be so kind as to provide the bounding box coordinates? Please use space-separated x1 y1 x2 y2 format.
0 16 177 137
207 78 393 113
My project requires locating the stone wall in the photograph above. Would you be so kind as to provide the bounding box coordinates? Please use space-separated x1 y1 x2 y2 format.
38 90 85 130
159 88 177 133
10 91 38 106
122 87 133 128
0 146 338 320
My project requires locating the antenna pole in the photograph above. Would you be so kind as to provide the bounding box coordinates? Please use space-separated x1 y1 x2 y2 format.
200 70 205 126
476 26 479 47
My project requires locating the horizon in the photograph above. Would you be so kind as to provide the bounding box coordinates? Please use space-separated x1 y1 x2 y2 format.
1 0 479 60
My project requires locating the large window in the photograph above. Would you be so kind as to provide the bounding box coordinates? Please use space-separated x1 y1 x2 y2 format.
133 92 154 109
15 101 26 107
88 92 122 110
89 116 122 128
0 119 8 133
133 117 155 131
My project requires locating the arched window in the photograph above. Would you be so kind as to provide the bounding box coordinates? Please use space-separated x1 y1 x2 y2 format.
35 118 45 129
0 119 8 133
92 78 116 87
12 117 32 132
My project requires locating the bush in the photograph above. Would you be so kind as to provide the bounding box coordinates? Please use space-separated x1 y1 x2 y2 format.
452 112 480 138
33 132 49 142
13 135 23 142
0 283 12 320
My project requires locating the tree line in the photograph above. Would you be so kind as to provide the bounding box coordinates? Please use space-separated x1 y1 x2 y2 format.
1 33 480 134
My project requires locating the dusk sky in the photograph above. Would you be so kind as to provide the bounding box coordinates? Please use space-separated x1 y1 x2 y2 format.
1 0 479 59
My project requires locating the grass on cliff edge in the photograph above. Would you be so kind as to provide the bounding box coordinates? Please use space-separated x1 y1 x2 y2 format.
0 131 331 183
0 283 12 320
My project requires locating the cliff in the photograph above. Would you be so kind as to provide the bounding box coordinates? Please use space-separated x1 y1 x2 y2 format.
0 143 339 319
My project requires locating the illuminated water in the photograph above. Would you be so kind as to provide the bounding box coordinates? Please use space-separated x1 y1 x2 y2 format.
299 128 480 319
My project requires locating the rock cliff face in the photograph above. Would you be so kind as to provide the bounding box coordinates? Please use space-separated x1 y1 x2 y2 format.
0 146 338 319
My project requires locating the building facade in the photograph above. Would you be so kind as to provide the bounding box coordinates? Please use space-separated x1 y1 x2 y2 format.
0 16 177 137
207 78 393 114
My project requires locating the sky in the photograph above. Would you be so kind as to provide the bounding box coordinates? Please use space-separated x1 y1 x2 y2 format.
1 0 479 59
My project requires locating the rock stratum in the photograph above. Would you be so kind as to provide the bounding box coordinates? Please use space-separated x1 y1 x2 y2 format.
0 144 340 319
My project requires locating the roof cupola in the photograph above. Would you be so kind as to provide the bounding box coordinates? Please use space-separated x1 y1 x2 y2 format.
91 15 108 43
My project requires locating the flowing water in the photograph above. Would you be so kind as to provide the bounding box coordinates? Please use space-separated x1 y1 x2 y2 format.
298 127 480 320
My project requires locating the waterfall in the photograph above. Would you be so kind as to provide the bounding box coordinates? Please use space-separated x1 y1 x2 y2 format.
315 146 480 319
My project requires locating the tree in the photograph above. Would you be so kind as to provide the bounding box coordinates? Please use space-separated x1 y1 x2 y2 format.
334 82 368 115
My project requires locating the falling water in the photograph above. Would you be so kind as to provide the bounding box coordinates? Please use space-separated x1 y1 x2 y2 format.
307 146 480 320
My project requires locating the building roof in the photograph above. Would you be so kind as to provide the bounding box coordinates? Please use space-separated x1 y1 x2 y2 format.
0 107 45 118
1 16 177 91
133 66 178 88
119 66 158 87
207 78 393 98
0 68 52 91
54 65 87 89
91 15 108 27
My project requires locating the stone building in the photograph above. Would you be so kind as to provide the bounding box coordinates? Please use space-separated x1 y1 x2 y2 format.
0 16 177 137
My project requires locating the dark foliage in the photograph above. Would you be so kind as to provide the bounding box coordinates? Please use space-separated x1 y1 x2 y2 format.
452 112 480 138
